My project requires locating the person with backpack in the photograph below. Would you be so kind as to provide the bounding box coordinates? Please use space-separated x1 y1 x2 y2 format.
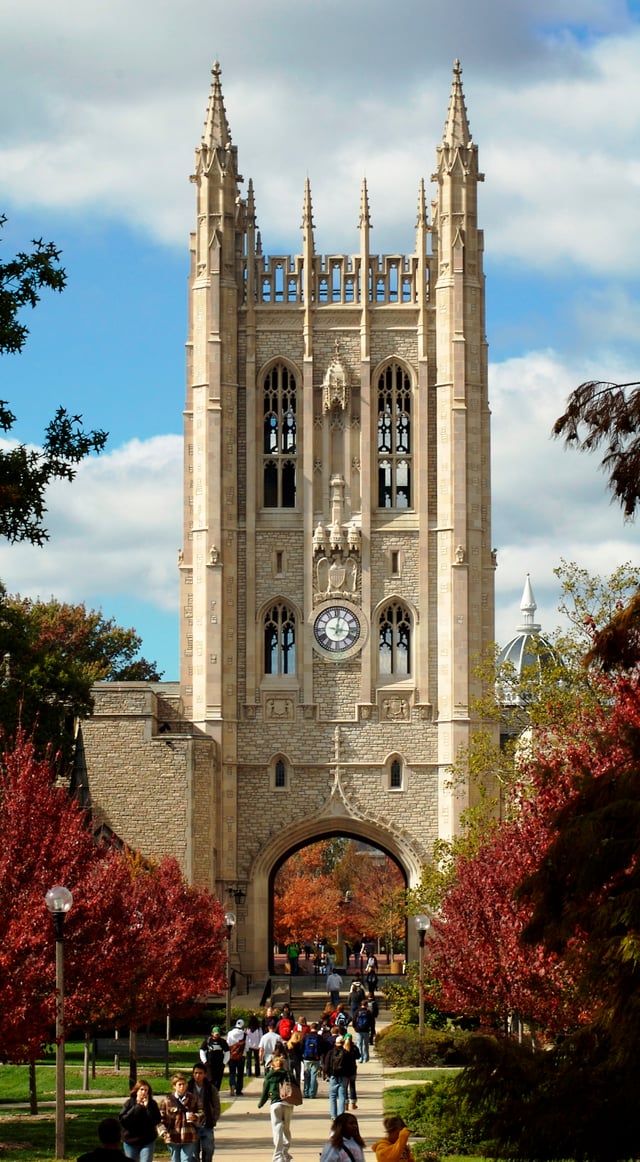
301 1022 322 1098
276 1003 295 1043
226 1018 246 1096
353 1001 374 1063
348 977 366 1019
331 1003 350 1033
324 1035 356 1120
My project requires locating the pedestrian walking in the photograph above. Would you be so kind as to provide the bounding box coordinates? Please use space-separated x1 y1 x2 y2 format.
199 1026 228 1091
326 968 342 1008
77 1117 124 1161
187 1063 220 1162
119 1079 161 1161
226 1018 247 1096
159 1073 201 1162
353 999 374 1062
324 1034 355 1120
320 1111 366 1162
245 1014 262 1077
301 1021 322 1098
257 1051 296 1162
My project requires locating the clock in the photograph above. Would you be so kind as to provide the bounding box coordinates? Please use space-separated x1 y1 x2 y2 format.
313 604 362 656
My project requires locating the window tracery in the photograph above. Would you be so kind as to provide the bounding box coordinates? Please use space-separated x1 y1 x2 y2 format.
379 602 412 677
377 363 412 508
263 363 297 507
264 602 296 675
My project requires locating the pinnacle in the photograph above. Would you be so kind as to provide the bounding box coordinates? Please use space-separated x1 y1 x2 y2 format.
442 57 472 149
202 59 232 151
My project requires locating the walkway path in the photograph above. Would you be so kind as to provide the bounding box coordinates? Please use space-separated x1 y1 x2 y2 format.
213 1050 387 1160
213 979 392 1159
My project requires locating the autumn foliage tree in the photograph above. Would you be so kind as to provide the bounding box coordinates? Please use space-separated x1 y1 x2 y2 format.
273 839 406 956
0 729 228 1095
442 672 640 1161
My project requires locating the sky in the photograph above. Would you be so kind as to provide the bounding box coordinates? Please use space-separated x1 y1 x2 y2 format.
2 0 640 678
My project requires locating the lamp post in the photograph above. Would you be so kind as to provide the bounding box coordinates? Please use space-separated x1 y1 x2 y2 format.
414 913 431 1038
45 885 73 1160
224 911 236 1030
336 889 353 971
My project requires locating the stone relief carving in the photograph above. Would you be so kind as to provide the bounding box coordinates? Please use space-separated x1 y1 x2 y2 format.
265 697 294 721
313 475 361 603
381 696 410 722
322 343 350 413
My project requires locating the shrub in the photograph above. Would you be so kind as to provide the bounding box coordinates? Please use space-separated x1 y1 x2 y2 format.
404 1075 486 1156
375 1024 469 1067
383 965 447 1030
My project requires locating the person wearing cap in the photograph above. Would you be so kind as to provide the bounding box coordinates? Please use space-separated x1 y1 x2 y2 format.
199 1026 228 1092
226 1018 247 1096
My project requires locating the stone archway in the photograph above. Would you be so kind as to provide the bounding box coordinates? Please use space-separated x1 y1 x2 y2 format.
244 811 424 977
269 831 408 976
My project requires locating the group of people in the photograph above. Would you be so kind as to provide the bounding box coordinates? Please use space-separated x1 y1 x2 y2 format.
77 975 399 1162
77 1062 219 1162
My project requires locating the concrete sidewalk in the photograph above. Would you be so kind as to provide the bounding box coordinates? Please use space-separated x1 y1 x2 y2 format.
213 1051 387 1161
213 979 392 1160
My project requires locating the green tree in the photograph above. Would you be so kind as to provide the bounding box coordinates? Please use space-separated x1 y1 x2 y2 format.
0 215 107 544
0 586 161 764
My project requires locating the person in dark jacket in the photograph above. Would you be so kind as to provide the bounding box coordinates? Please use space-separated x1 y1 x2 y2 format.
257 1052 296 1162
187 1064 220 1162
199 1026 228 1090
324 1034 357 1120
119 1079 161 1161
77 1116 125 1160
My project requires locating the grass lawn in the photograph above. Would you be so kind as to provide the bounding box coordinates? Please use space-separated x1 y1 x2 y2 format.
0 1039 238 1160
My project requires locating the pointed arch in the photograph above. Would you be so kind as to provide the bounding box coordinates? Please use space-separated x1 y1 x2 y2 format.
374 359 414 509
260 598 299 676
260 359 299 508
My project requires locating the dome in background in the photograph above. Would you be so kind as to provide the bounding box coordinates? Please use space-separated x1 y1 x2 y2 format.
497 575 558 702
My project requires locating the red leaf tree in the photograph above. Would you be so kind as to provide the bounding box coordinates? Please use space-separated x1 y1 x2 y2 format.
424 727 589 1035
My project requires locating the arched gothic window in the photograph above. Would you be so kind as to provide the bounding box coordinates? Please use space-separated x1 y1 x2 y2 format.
263 363 297 507
379 603 411 676
390 758 403 789
264 603 296 675
275 759 287 788
377 363 412 508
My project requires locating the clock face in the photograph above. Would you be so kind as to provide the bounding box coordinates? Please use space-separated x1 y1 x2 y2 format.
314 605 361 653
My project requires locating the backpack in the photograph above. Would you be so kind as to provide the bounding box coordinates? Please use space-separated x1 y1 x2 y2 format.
355 1009 369 1032
229 1036 245 1060
278 1018 294 1041
335 1011 348 1029
302 1033 319 1061
330 1046 345 1074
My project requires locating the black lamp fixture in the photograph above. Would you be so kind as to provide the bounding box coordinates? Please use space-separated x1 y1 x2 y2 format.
226 883 247 907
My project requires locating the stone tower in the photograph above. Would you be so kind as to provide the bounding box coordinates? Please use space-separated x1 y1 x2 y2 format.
77 60 494 977
178 59 494 970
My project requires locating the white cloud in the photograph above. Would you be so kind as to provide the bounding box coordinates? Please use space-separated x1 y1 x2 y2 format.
2 1 640 269
490 350 640 646
0 435 182 614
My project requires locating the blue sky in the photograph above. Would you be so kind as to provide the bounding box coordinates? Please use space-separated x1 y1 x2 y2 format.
2 0 640 678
